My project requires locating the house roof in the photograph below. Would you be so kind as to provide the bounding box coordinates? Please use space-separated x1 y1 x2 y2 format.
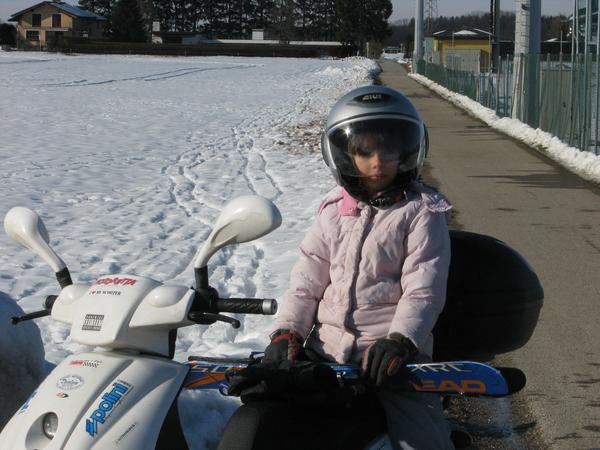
433 28 492 40
454 30 478 36
9 1 106 21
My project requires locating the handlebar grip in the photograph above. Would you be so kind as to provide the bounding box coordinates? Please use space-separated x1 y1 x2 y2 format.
10 295 58 325
216 298 278 315
11 309 51 325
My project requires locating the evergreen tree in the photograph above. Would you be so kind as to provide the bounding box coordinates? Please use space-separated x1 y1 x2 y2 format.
294 0 315 40
270 0 296 42
250 0 275 32
78 0 112 16
152 0 174 31
200 0 225 38
366 0 392 41
137 0 154 36
171 0 188 31
111 0 147 41
335 0 391 54
335 0 358 48
227 0 254 39
312 0 336 41
188 0 205 32
0 23 17 46
78 0 113 34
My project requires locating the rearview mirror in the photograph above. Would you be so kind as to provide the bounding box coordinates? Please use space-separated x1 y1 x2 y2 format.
4 207 66 273
194 196 282 268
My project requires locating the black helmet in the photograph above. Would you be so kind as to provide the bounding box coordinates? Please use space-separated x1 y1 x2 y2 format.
321 85 428 206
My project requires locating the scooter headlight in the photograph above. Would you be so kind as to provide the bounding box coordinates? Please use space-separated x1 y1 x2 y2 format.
42 412 58 439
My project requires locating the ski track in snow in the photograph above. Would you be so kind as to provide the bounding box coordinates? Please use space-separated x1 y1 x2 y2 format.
0 52 378 449
39 64 258 87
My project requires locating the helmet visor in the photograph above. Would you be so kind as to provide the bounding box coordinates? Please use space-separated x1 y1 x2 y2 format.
327 117 423 181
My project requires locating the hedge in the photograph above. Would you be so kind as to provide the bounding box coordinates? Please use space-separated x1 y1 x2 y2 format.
48 38 353 58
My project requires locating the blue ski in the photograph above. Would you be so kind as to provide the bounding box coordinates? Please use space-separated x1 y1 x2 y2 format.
184 356 524 397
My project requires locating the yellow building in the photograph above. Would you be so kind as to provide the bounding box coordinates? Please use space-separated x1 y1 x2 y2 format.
9 1 106 49
432 29 492 73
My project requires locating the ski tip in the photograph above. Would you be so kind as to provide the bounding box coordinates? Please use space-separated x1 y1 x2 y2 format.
497 367 526 395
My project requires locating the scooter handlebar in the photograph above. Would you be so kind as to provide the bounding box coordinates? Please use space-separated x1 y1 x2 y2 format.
217 298 278 315
10 295 58 325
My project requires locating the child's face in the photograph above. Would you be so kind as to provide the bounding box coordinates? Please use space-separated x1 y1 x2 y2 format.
350 134 399 195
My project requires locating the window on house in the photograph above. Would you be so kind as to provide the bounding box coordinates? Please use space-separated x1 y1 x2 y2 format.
26 30 40 41
32 13 41 27
52 14 61 28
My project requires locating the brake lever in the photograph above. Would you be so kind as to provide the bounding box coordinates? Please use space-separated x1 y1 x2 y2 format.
188 311 241 329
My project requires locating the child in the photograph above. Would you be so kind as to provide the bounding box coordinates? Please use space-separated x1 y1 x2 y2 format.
263 85 454 449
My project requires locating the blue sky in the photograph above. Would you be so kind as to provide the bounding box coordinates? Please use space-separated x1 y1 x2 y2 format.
1 0 575 24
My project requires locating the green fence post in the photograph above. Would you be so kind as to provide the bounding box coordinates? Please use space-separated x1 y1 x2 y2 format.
595 52 600 155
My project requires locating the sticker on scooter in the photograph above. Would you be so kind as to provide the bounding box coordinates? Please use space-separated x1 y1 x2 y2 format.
18 390 37 414
56 374 84 390
86 380 132 437
95 277 137 286
82 314 104 331
114 422 137 445
70 359 102 368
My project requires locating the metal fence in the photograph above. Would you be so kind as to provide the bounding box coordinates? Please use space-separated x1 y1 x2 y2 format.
416 54 600 155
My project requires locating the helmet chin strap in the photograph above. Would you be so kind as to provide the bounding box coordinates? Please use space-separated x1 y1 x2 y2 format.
368 185 407 207
367 171 416 207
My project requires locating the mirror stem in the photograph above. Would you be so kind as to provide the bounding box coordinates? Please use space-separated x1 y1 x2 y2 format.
56 267 72 289
195 267 209 291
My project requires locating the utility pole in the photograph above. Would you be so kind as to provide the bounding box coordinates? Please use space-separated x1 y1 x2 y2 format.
490 0 501 72
512 0 541 127
413 0 424 73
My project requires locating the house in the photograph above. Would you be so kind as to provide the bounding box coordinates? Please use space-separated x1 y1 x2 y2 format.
9 1 106 49
430 28 493 73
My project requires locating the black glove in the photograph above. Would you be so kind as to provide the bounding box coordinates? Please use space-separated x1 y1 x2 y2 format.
361 333 418 387
226 360 343 407
226 361 289 401
262 329 304 364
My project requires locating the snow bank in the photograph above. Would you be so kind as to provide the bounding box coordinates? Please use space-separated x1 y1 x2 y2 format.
0 292 45 429
0 53 377 446
317 57 380 84
381 52 410 65
409 72 600 184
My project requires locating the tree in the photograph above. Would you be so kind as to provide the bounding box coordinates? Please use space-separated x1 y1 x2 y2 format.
0 23 17 46
307 0 335 41
270 0 296 42
250 0 275 31
336 0 392 55
228 0 255 39
294 0 315 40
364 0 392 42
111 0 147 41
78 0 113 35
152 0 173 31
78 0 112 16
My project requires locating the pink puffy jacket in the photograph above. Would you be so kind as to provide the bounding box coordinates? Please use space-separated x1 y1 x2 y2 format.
273 182 452 363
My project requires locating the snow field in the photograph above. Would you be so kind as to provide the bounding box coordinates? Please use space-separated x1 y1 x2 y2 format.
0 52 379 447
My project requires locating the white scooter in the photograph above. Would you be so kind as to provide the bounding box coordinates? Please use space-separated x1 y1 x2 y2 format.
0 195 540 450
0 196 283 450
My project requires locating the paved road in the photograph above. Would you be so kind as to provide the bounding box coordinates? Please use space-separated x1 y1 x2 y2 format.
378 60 600 449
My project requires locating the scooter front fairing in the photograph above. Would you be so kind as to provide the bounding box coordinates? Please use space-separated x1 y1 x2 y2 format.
0 351 188 450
